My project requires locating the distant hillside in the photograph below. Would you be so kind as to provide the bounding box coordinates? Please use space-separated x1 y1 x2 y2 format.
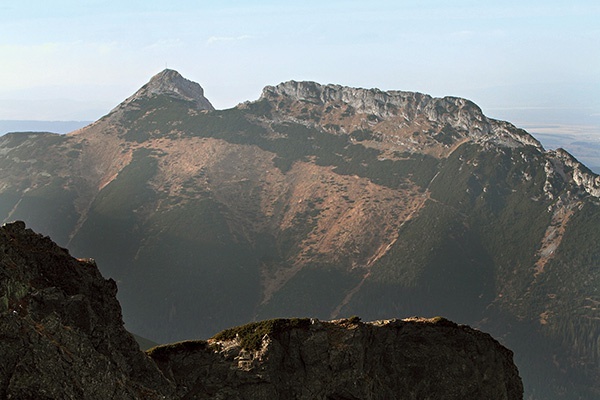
0 120 92 135
0 70 598 400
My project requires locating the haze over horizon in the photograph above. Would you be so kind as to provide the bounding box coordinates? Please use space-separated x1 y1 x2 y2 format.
1 1 599 131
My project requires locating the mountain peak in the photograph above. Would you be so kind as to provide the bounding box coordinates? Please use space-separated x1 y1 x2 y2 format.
112 69 215 113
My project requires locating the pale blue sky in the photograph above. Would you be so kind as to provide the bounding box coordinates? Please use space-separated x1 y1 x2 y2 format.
0 0 598 127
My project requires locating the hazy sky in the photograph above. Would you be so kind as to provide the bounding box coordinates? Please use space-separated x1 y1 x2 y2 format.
1 0 599 126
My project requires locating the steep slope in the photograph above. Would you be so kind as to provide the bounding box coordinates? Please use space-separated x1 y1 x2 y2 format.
0 221 523 400
0 70 598 399
0 221 173 399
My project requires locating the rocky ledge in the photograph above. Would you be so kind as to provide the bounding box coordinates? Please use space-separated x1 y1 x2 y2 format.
149 317 523 400
0 221 523 399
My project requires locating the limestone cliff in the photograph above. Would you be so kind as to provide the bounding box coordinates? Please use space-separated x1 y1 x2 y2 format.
0 221 522 400
260 80 542 152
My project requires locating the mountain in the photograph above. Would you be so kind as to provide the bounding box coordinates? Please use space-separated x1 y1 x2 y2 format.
0 221 522 400
0 69 598 399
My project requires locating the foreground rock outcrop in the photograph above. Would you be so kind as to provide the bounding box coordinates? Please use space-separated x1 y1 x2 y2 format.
0 221 522 399
150 317 523 400
0 221 173 399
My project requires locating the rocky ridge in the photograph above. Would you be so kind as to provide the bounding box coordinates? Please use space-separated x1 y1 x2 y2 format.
0 221 523 400
151 317 523 400
260 80 542 153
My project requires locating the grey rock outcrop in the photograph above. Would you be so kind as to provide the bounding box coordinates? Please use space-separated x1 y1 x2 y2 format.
261 80 434 120
548 148 600 198
0 221 174 399
261 80 542 150
112 69 215 113
150 317 523 400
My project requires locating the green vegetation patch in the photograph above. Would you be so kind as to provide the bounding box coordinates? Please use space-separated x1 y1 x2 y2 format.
212 318 311 351
0 131 64 148
264 122 438 188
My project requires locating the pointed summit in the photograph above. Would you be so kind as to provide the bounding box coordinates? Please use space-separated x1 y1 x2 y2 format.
112 69 215 113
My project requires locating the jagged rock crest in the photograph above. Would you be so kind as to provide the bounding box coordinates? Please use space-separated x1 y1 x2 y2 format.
111 69 215 113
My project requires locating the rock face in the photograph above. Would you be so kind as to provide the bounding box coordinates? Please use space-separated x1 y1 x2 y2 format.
112 68 215 113
150 317 523 400
0 221 173 399
261 80 542 150
0 221 522 399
